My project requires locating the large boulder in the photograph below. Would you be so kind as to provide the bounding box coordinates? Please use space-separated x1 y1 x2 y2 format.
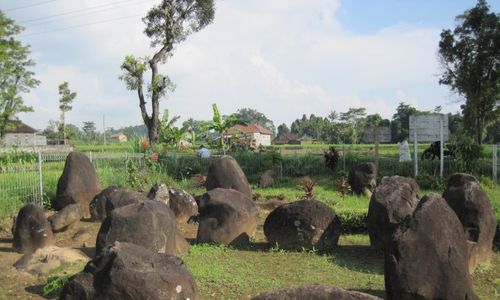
12 204 54 253
147 182 170 205
197 188 259 245
89 185 119 221
61 242 201 300
168 188 198 224
367 176 420 251
443 173 497 273
263 199 342 250
60 272 95 300
385 194 478 300
89 186 148 221
96 200 185 256
259 170 277 188
55 152 101 216
48 204 82 232
348 162 376 196
205 156 252 198
252 284 381 300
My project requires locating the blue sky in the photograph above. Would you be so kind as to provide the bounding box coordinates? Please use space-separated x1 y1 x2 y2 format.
2 0 498 132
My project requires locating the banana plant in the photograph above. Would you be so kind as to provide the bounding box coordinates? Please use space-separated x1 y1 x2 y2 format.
202 103 245 154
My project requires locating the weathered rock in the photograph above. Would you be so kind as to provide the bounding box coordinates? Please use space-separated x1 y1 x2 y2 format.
175 229 190 255
259 170 276 188
96 200 182 256
14 246 89 276
13 204 54 253
168 188 198 223
205 156 252 198
59 272 95 300
89 185 119 221
443 173 497 273
104 189 148 216
348 162 377 196
90 186 148 222
252 284 381 300
147 182 170 205
263 199 342 250
385 194 478 300
197 188 259 245
367 176 420 251
76 242 200 300
55 151 101 216
48 204 81 233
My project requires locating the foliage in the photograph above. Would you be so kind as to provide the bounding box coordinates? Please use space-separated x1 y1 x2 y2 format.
298 178 316 199
158 109 189 146
0 11 40 137
120 0 215 142
231 108 275 135
42 276 69 297
277 123 290 136
324 146 339 174
203 103 244 153
339 107 367 144
391 102 419 142
82 121 96 140
58 81 77 142
451 133 484 172
336 177 352 200
438 0 500 144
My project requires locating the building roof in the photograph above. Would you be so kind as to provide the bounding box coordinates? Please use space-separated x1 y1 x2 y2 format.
226 124 273 135
5 121 38 134
272 132 300 143
110 132 127 138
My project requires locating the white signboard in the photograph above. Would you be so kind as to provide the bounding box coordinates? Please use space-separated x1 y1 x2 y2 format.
362 126 391 143
409 115 449 142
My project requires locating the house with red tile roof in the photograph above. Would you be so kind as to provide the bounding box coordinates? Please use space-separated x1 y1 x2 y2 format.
225 123 273 146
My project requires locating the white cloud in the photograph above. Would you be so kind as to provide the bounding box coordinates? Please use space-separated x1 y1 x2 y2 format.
6 0 455 130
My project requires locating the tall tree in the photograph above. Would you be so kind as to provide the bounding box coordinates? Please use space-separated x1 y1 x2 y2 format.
120 0 215 143
58 82 76 144
82 121 96 140
339 107 366 144
277 123 290 136
391 102 418 142
438 0 500 144
0 11 40 137
231 108 276 135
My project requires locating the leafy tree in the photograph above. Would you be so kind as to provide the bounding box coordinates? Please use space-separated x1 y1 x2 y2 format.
438 0 500 144
231 108 275 135
158 109 189 146
203 103 243 153
0 11 40 137
339 107 366 144
42 120 60 140
120 0 215 143
277 123 290 136
82 121 96 140
391 102 418 142
58 82 76 143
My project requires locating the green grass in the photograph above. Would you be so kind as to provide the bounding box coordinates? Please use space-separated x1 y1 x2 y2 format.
181 236 386 299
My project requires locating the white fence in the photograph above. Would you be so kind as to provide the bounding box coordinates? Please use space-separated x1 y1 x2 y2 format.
0 152 144 208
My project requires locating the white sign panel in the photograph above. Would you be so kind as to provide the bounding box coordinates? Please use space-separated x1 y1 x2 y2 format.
362 126 391 143
409 114 449 142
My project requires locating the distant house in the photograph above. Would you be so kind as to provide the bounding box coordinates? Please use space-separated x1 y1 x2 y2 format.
110 132 128 142
272 133 301 145
225 124 273 146
299 134 314 145
3 121 47 147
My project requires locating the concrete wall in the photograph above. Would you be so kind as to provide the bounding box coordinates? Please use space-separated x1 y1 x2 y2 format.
253 133 271 146
3 133 47 147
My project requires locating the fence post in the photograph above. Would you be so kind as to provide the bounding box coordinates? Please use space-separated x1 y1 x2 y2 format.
88 151 93 163
493 144 498 181
37 151 43 207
